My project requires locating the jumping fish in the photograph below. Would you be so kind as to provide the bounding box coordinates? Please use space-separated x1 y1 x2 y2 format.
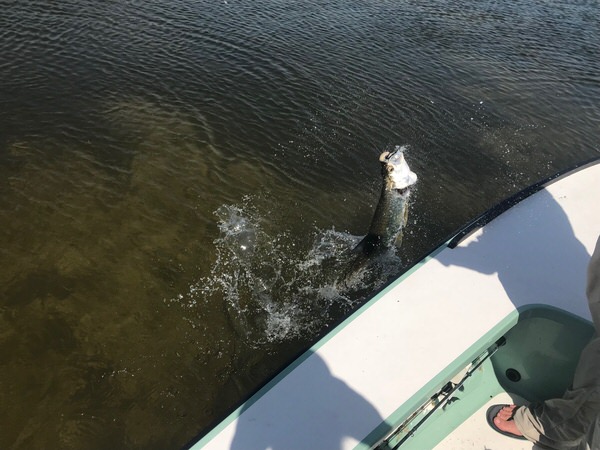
353 146 417 257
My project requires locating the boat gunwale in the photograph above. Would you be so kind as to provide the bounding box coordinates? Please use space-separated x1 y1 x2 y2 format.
448 156 600 249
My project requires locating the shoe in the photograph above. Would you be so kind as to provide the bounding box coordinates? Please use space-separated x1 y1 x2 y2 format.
486 404 527 440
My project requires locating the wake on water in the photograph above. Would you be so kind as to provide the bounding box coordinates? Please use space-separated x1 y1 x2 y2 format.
175 200 404 347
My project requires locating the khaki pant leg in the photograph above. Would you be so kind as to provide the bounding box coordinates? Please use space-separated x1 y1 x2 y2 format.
513 338 600 449
587 235 600 332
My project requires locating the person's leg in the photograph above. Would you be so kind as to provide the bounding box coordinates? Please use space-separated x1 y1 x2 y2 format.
512 338 600 449
587 235 600 332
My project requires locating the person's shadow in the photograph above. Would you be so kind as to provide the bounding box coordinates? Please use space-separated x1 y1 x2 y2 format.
437 189 591 319
230 349 384 450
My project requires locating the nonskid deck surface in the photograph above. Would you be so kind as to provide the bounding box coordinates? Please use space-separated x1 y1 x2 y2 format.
434 393 539 450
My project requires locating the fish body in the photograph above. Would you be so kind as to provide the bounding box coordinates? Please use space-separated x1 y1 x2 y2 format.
354 146 417 257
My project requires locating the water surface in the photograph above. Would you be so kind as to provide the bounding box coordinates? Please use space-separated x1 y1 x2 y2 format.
1 1 599 448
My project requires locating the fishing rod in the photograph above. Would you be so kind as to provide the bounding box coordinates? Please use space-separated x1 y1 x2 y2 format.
375 336 506 450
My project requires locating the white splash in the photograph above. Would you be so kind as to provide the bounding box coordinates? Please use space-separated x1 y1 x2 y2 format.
172 201 404 347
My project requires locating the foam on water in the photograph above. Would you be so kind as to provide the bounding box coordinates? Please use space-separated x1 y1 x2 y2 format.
175 199 404 347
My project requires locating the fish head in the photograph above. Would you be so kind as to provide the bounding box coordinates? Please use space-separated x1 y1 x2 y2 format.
379 145 418 192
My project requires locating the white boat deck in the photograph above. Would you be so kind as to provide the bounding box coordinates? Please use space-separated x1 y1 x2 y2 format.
192 160 600 450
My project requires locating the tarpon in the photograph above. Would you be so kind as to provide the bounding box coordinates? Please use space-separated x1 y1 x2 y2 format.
353 146 417 257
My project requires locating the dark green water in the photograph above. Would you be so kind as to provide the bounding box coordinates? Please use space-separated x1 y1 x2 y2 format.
1 0 598 448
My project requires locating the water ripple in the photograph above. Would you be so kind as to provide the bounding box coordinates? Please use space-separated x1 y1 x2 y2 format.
1 0 599 448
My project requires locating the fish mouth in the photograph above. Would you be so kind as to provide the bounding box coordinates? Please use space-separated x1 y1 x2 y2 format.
379 146 418 190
